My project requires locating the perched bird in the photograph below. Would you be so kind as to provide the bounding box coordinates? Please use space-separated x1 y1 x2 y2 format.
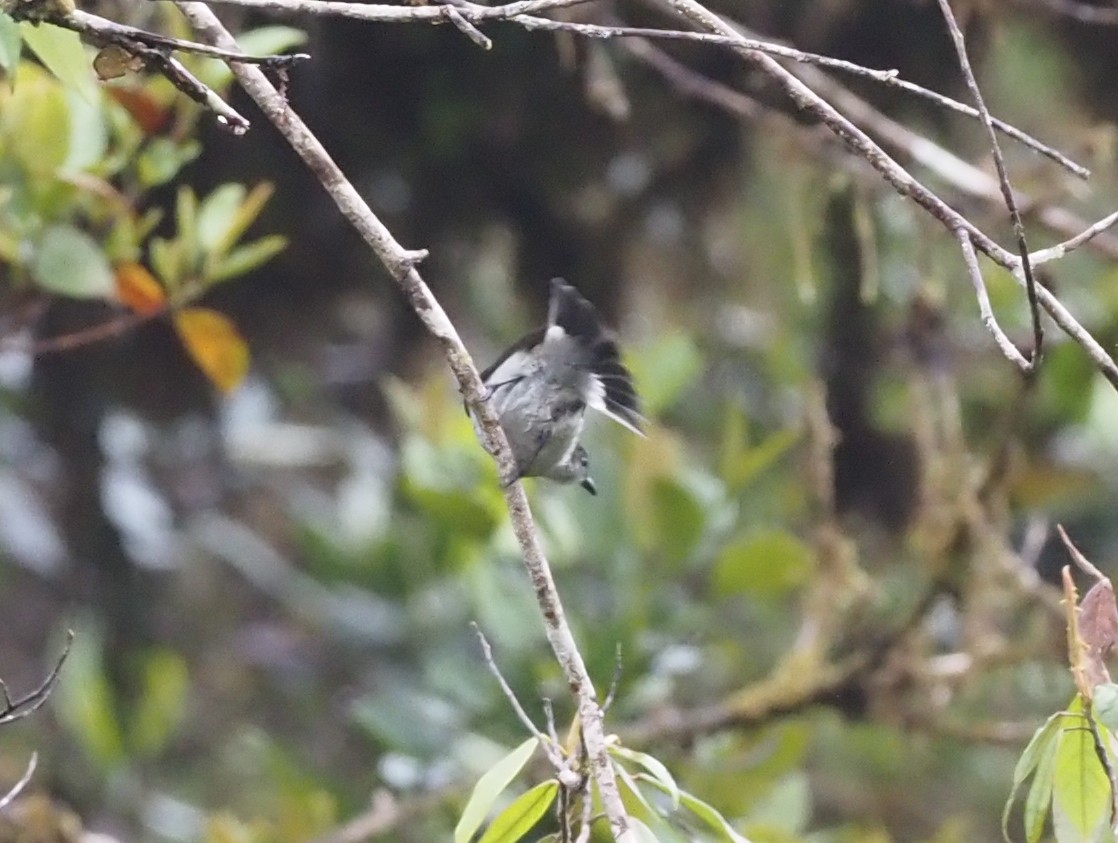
474 279 644 493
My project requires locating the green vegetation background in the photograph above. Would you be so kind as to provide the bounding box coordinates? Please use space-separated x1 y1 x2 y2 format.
0 2 1117 841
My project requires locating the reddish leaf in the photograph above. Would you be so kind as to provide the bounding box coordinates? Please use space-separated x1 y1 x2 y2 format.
114 262 166 316
105 86 171 135
1079 579 1118 687
173 307 249 394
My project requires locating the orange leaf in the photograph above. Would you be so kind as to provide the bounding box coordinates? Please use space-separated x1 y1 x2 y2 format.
173 307 249 394
105 87 171 135
114 262 166 315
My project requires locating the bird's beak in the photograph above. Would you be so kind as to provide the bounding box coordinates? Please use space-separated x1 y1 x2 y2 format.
580 478 597 495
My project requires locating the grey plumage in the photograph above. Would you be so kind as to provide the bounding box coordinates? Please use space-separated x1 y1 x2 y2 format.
474 279 644 492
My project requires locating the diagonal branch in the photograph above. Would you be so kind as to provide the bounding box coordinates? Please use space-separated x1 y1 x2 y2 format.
954 228 1031 373
172 3 633 839
935 0 1042 370
645 0 1118 391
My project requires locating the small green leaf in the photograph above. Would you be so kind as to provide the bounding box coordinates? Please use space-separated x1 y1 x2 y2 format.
138 137 201 187
612 746 680 810
210 182 276 260
1023 723 1059 843
31 225 114 298
629 817 666 843
5 63 69 175
197 183 246 252
1003 708 1077 843
63 87 107 173
53 625 126 768
0 12 22 75
725 428 800 491
713 529 813 597
203 25 307 88
629 332 703 416
1052 712 1111 843
678 790 752 843
650 477 706 563
18 21 95 101
208 235 287 283
130 649 189 757
477 779 559 843
455 738 539 843
1093 683 1118 731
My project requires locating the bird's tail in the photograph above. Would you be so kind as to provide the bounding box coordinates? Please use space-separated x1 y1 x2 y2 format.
548 278 646 436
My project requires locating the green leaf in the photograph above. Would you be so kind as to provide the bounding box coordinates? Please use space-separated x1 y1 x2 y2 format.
630 332 703 416
63 86 107 173
477 779 559 843
0 12 22 75
238 25 308 55
210 183 276 260
1023 723 1059 843
650 476 706 563
612 746 680 810
725 428 800 492
635 772 752 843
1003 709 1075 843
5 63 69 176
1052 711 1112 843
31 224 114 298
629 817 666 843
455 738 539 843
202 25 307 88
208 234 287 284
713 529 813 597
53 625 126 768
197 183 246 252
130 649 189 757
678 789 752 843
18 21 95 101
1093 683 1118 731
137 137 201 187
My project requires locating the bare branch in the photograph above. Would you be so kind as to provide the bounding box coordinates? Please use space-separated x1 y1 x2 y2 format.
0 753 37 813
1031 209 1118 265
642 0 1118 391
65 9 310 67
954 228 1032 373
0 631 73 726
172 0 594 23
473 624 581 787
514 14 1088 178
174 4 633 838
188 0 1087 175
1057 524 1108 584
936 0 1042 369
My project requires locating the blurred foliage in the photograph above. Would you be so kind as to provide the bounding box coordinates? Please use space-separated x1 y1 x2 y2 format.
0 2 1117 843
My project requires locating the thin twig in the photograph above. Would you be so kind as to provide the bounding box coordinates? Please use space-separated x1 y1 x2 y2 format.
174 5 633 839
172 0 594 23
472 624 580 785
954 228 1031 373
936 0 1042 370
440 4 493 49
0 754 37 813
0 631 74 726
1031 209 1118 265
64 9 310 66
644 0 1118 392
1057 524 1108 584
165 0 1088 176
515 13 1087 178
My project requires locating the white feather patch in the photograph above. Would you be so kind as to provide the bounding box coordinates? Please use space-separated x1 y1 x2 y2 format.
587 377 646 436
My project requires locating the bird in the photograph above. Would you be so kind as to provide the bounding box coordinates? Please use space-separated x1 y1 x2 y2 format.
473 279 645 493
